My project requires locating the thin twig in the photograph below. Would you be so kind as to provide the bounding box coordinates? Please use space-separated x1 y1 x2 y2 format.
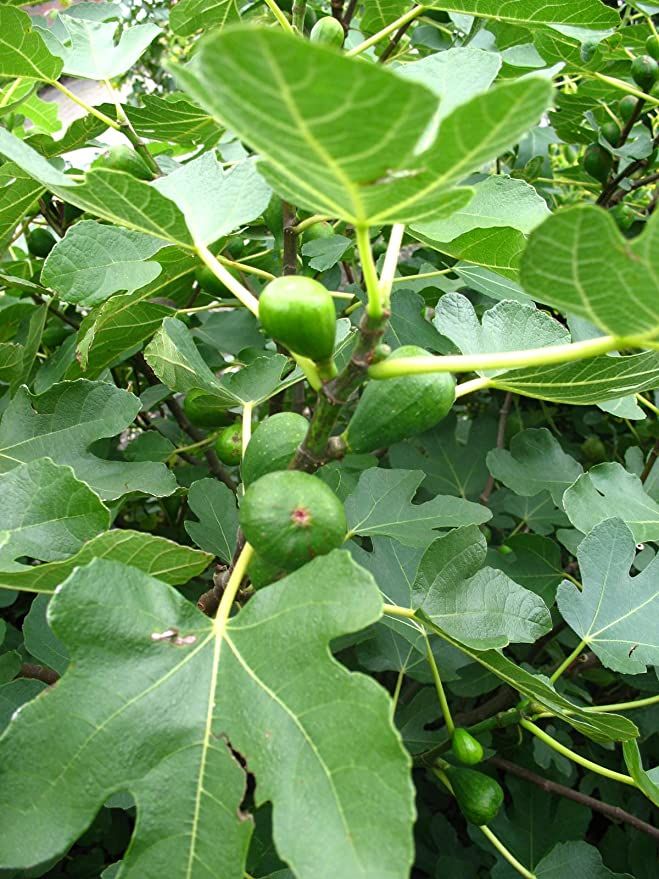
104 78 161 179
168 397 236 490
343 0 358 28
598 133 659 206
490 756 659 842
480 392 513 504
641 438 659 482
31 293 80 330
609 170 659 206
618 98 645 149
453 688 517 729
619 170 659 193
282 201 298 275
347 5 424 57
379 17 415 63
132 354 236 490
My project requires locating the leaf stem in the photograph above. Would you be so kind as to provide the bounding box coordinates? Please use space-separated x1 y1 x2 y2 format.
479 826 536 879
636 393 659 416
213 542 254 633
455 377 492 398
424 634 454 735
263 0 296 34
291 214 331 235
292 354 323 391
535 177 599 189
390 667 405 718
550 638 587 683
166 433 218 463
347 4 425 57
219 253 275 281
195 242 260 315
242 402 253 456
378 223 405 310
355 225 382 319
391 267 454 283
382 603 416 619
591 71 659 106
587 694 659 714
534 693 659 718
519 719 636 787
52 80 120 131
368 334 638 378
238 247 272 263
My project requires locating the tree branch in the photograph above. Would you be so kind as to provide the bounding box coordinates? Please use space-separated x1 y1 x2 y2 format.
132 354 237 490
20 663 60 685
453 687 517 729
288 308 388 471
480 392 513 504
331 0 345 22
282 201 298 275
610 170 659 206
342 0 358 28
641 438 659 482
598 133 659 206
490 756 659 842
31 293 80 330
618 98 645 150
292 0 307 31
379 17 414 63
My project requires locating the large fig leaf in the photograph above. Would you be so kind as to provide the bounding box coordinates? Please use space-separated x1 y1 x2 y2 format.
557 518 659 673
173 26 552 225
0 551 415 879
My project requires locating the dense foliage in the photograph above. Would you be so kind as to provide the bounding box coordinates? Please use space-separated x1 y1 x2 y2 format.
0 1 658 878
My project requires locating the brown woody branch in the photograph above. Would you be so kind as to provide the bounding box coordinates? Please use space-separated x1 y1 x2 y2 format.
490 756 659 841
598 133 659 207
610 170 659 206
379 17 415 63
480 392 513 504
331 0 344 22
133 354 236 491
198 529 248 616
20 663 60 685
453 687 518 729
641 438 659 483
282 201 298 276
619 99 645 150
343 0 358 28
